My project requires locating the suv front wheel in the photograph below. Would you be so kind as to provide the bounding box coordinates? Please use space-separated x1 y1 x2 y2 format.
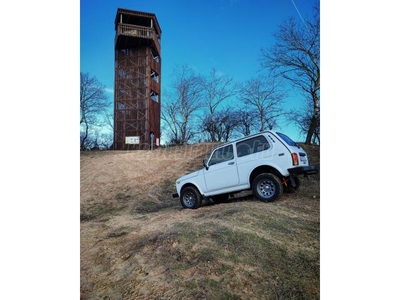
180 186 202 209
252 173 283 202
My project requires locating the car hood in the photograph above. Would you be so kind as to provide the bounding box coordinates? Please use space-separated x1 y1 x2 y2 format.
177 170 201 182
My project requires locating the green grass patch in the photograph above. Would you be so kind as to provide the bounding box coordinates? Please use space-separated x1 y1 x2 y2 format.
80 202 128 222
134 200 178 213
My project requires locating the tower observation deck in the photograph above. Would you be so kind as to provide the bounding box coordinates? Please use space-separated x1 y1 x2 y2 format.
114 8 162 150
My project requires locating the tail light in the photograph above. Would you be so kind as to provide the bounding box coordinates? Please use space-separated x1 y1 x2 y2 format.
291 153 299 166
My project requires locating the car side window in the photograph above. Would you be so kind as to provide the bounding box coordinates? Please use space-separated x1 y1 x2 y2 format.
209 145 234 166
236 135 270 158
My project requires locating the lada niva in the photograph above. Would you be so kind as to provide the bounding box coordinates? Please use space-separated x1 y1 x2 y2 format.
173 130 318 209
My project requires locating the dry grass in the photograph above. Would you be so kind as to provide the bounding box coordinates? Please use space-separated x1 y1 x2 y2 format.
80 143 320 299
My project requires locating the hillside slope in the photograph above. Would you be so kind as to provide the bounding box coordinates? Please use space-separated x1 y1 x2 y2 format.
80 143 320 299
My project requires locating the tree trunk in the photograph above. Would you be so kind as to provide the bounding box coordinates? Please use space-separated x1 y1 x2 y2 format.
305 115 317 144
305 91 320 144
81 122 89 150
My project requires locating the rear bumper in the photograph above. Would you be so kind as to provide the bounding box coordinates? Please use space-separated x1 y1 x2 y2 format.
172 193 179 198
288 165 319 175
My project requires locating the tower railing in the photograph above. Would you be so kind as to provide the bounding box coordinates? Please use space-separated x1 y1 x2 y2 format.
116 23 161 55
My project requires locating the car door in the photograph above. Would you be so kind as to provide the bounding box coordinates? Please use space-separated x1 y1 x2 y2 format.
236 135 274 184
204 144 239 192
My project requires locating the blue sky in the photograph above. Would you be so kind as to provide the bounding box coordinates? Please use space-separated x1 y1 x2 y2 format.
80 0 318 141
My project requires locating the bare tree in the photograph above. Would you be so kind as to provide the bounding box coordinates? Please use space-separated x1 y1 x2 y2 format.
82 129 113 150
286 97 320 144
201 109 239 142
161 95 181 144
232 108 260 137
103 109 114 132
201 68 236 142
238 76 285 132
80 72 110 150
260 3 320 144
161 65 204 144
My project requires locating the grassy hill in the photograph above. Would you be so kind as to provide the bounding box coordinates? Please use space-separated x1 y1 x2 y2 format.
80 143 320 299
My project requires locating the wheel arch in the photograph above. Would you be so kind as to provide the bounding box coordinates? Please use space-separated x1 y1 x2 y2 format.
180 182 203 198
249 165 283 188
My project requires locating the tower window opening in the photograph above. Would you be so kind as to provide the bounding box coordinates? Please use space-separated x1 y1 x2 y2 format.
117 102 126 110
151 50 159 63
151 70 159 82
150 90 159 102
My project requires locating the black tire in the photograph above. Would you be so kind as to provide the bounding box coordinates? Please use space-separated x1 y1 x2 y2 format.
283 175 301 193
180 186 202 209
212 193 230 204
252 173 283 202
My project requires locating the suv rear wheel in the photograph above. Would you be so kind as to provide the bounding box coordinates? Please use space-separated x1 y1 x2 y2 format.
252 173 282 202
180 186 202 209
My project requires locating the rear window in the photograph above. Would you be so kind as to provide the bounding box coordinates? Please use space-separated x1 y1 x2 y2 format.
236 135 270 157
276 132 298 147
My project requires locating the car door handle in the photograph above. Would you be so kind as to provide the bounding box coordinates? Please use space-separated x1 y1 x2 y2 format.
228 162 235 165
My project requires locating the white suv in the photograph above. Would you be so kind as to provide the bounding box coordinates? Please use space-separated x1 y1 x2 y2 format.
172 130 318 209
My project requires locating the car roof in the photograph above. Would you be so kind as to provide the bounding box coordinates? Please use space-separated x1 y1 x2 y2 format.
212 130 278 150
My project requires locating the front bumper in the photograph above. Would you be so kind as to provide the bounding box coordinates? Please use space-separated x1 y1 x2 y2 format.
288 165 319 176
172 193 179 198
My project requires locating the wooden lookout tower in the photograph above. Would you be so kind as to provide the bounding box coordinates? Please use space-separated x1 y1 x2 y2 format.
113 8 162 150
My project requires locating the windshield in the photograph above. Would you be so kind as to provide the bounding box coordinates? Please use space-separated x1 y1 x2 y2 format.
276 132 298 147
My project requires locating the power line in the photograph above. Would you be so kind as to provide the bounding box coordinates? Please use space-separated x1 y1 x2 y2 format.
290 0 312 37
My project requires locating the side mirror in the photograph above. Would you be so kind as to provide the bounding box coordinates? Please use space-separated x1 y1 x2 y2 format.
203 159 209 171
